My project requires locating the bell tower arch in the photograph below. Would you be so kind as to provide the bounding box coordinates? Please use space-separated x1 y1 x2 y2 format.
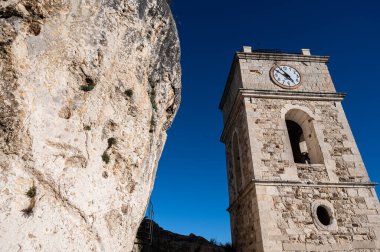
284 108 324 165
220 46 380 251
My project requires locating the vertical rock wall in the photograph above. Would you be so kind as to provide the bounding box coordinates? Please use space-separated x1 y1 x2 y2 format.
0 0 181 251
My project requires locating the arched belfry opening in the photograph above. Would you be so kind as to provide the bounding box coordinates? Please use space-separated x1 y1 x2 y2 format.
286 120 307 163
285 109 324 164
232 132 243 192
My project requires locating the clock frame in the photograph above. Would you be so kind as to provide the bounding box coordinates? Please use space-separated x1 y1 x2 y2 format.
270 64 302 89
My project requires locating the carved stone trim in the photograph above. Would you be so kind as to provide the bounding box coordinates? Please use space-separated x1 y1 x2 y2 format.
311 200 338 231
240 89 346 101
236 52 330 63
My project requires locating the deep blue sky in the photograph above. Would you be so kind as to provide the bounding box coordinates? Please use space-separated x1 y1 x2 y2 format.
151 0 380 244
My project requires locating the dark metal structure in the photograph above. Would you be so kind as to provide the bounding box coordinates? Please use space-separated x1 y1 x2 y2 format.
135 200 154 247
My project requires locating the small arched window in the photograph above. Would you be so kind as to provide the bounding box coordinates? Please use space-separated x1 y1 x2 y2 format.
232 132 243 192
285 109 324 164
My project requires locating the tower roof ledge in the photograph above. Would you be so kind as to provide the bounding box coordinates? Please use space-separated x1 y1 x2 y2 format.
219 52 330 110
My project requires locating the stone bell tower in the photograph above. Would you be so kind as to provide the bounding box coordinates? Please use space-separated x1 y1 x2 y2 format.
219 46 380 252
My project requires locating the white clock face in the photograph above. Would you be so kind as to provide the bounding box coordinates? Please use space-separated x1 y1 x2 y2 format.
271 65 301 88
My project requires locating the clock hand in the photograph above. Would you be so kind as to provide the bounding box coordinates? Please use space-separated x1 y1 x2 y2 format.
275 69 295 83
274 64 290 77
275 69 286 76
278 68 292 80
275 66 295 83
284 72 295 83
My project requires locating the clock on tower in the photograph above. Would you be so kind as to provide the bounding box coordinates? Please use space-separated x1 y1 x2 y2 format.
270 64 301 88
219 46 380 252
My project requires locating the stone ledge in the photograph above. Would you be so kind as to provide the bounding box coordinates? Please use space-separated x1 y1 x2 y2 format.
251 179 378 188
305 243 351 251
241 89 346 101
219 52 330 112
283 242 306 251
220 89 346 142
236 51 330 63
352 240 377 249
227 178 378 212
283 241 377 251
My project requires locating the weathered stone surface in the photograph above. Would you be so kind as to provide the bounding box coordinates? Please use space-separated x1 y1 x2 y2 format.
220 49 380 251
0 0 180 251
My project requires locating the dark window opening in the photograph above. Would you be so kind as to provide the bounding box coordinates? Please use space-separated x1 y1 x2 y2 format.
286 120 309 164
317 206 331 226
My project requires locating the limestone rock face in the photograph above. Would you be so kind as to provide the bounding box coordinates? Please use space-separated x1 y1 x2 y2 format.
0 0 180 251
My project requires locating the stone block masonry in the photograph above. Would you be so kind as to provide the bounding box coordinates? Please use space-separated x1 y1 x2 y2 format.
220 48 380 251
